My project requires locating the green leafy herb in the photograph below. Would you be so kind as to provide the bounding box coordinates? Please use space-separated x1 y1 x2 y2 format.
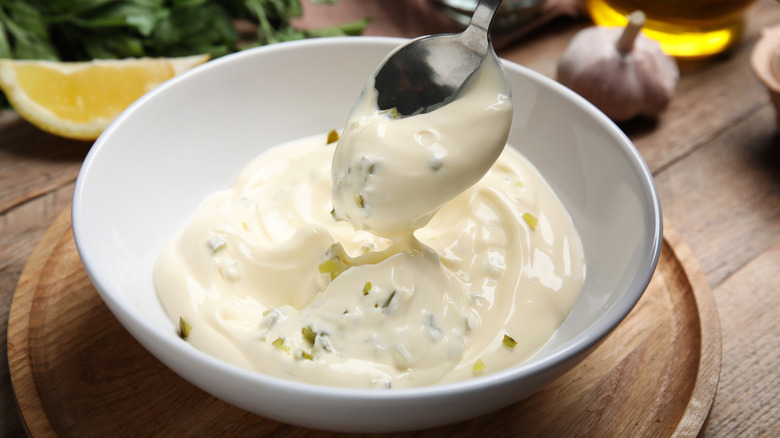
0 0 368 107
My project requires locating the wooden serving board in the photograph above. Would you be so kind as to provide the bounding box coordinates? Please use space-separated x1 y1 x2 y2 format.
8 208 721 437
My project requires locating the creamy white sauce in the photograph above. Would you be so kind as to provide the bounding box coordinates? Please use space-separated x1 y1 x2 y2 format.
154 52 586 389
331 52 512 236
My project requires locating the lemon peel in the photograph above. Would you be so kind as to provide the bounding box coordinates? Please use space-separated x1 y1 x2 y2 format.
0 55 209 140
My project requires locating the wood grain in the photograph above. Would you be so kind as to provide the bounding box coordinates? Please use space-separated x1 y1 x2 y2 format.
502 0 780 176
3 1 780 436
0 112 90 437
0 117 90 215
706 240 780 436
8 210 720 437
654 105 780 288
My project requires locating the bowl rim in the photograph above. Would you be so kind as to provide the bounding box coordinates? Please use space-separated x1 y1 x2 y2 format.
72 36 663 401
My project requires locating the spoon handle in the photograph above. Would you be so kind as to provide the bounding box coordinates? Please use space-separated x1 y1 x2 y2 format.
469 0 503 35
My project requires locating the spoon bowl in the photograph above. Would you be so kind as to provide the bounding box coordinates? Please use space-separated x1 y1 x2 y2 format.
374 0 503 116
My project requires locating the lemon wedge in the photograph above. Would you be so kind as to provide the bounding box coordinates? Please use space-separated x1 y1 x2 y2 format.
0 55 209 140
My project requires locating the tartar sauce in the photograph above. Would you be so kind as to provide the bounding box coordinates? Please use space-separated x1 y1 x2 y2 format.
154 51 586 389
331 51 512 237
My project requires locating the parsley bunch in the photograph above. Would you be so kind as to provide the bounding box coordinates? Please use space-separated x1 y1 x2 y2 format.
0 0 367 105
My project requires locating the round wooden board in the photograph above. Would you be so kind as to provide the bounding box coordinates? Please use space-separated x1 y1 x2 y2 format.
8 208 721 437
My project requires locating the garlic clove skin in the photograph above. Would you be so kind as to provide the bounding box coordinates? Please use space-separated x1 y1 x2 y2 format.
772 44 780 81
632 36 680 117
751 24 780 129
557 11 680 122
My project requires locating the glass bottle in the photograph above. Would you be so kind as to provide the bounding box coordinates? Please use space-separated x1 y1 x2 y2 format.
585 0 759 58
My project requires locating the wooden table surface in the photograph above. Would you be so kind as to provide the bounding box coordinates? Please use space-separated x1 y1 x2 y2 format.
2 1 779 436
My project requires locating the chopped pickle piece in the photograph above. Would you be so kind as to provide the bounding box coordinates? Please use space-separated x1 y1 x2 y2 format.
503 334 518 349
318 258 349 281
353 193 365 208
318 243 352 280
295 349 314 361
355 156 376 176
260 308 281 329
380 107 400 119
363 281 372 295
523 212 538 230
327 129 340 144
472 359 486 374
302 325 316 345
242 221 248 230
178 316 191 340
272 337 291 353
315 334 334 353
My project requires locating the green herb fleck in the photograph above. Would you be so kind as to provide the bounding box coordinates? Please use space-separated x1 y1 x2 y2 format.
472 359 486 374
178 316 191 340
353 193 365 208
356 156 375 175
381 290 397 311
362 281 372 295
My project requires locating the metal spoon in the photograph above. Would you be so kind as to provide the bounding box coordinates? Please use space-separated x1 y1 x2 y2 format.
373 0 503 117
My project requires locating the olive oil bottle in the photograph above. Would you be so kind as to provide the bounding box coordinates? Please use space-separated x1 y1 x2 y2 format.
586 0 758 58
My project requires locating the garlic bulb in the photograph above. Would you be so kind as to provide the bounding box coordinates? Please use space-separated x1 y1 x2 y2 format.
557 11 679 122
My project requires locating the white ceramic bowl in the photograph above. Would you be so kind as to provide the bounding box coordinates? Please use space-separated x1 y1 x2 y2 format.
72 37 661 433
